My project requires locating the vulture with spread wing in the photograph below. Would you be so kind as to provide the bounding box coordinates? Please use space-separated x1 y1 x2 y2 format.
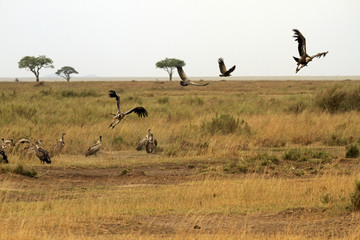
176 66 209 87
108 90 148 129
218 58 236 77
292 29 328 73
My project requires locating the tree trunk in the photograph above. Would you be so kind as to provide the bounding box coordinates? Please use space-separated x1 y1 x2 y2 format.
169 72 173 82
35 74 39 82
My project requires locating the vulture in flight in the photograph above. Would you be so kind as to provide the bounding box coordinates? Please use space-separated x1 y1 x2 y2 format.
218 58 236 77
292 29 328 73
176 66 209 87
108 90 148 129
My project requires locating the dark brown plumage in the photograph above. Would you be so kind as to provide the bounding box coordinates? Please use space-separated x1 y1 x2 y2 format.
0 149 9 164
218 58 236 77
35 140 51 164
293 29 328 73
108 90 148 129
176 66 209 87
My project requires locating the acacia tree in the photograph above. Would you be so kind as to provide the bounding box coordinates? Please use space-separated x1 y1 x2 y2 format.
18 55 54 82
155 58 185 81
56 66 79 82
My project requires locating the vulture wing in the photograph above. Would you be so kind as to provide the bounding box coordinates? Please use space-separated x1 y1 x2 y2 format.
109 90 121 112
187 81 210 87
224 65 236 76
124 107 148 117
293 29 307 56
218 58 227 75
310 51 329 59
176 66 189 82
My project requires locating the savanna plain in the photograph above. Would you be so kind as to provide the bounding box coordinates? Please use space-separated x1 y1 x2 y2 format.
2 80 360 239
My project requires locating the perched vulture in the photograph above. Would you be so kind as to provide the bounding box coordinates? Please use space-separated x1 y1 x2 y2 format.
176 66 209 87
108 90 148 129
50 133 66 157
85 136 102 157
218 58 236 77
292 29 328 73
35 140 51 164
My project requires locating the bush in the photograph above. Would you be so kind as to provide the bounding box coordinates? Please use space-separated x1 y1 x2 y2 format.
13 164 38 178
350 180 360 211
346 144 360 158
315 84 360 113
201 114 251 135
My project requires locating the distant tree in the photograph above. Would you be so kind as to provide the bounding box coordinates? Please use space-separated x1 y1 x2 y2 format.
18 55 54 82
155 58 185 81
56 66 79 82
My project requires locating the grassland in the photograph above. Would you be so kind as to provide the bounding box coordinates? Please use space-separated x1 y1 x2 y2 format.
1 80 360 239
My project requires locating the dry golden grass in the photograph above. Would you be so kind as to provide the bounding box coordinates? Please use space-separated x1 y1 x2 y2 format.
1 80 360 239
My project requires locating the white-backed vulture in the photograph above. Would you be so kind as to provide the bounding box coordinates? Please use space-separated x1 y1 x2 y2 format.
292 29 328 73
35 140 51 164
108 90 148 129
218 58 236 77
85 136 102 157
145 133 157 154
176 66 209 87
50 133 66 156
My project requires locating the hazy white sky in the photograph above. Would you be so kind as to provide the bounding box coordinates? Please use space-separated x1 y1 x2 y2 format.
0 0 359 78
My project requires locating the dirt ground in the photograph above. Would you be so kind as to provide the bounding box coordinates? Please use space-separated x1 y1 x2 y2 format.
2 162 360 239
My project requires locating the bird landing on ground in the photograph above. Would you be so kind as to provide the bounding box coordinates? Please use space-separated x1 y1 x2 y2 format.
176 66 209 87
108 90 148 129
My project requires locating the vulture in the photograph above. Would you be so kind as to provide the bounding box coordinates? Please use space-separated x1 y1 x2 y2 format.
85 136 102 157
1 138 5 149
136 129 150 151
0 149 8 164
50 133 66 156
145 133 157 154
176 66 209 87
16 137 33 145
4 139 15 147
218 58 236 77
35 140 51 164
108 90 148 129
136 129 157 153
292 29 328 73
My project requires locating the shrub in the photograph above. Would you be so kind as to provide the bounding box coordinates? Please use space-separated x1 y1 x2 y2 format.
350 180 360 211
201 114 251 135
283 148 331 162
315 84 360 113
346 144 360 158
13 164 38 178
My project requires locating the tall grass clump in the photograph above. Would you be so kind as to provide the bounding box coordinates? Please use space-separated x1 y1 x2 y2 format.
346 144 360 158
1 164 38 178
350 180 360 211
201 114 251 136
283 148 331 162
315 84 360 113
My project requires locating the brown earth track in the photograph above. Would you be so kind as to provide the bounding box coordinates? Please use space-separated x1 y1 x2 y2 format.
1 163 360 238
